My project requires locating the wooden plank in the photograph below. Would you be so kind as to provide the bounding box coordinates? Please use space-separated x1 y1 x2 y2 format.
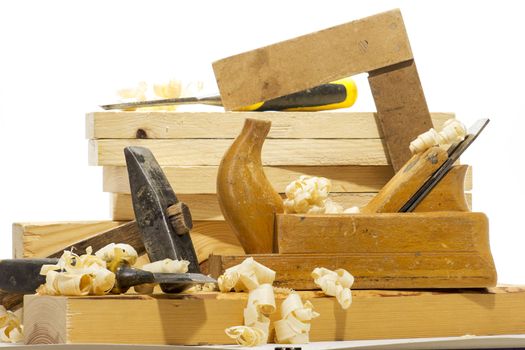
114 192 382 221
104 165 473 194
23 287 525 345
12 221 243 264
212 9 413 110
86 112 454 139
104 165 394 194
369 60 432 171
12 221 124 259
207 249 496 290
111 192 473 221
89 138 390 166
276 212 490 254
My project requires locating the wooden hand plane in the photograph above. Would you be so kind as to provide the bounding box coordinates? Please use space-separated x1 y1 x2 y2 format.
213 118 497 290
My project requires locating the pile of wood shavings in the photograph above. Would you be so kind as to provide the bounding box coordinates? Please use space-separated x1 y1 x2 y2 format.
219 258 355 346
283 175 359 214
0 306 22 343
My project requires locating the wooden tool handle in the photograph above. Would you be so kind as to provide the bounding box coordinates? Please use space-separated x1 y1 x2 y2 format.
415 164 470 212
217 118 284 253
362 146 448 213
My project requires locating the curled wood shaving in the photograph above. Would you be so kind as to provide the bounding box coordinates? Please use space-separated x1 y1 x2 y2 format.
229 284 276 346
95 243 138 266
283 176 359 214
134 258 189 294
225 326 265 347
0 306 23 343
218 257 276 292
274 293 319 344
409 119 467 154
312 267 354 310
221 259 277 346
37 246 117 296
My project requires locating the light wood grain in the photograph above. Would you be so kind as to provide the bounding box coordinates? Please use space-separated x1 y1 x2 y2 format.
276 212 491 254
103 164 472 194
89 138 390 166
12 220 243 264
86 112 454 139
12 221 124 259
110 192 473 221
369 60 432 171
213 9 413 110
23 287 524 345
103 165 396 194
208 248 497 290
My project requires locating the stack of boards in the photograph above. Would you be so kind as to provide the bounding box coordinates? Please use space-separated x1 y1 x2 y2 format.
18 111 525 347
86 110 471 248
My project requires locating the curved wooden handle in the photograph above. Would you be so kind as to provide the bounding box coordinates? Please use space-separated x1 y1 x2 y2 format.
217 118 284 253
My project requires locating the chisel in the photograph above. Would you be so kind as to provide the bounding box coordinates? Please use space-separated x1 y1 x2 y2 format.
100 77 357 111
0 258 216 296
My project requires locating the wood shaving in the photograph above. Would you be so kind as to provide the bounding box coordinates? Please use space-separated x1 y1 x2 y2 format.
221 259 278 345
225 326 265 347
409 119 467 154
312 267 354 309
283 176 359 214
0 306 23 343
133 258 189 294
218 257 276 292
274 293 319 344
37 246 118 296
95 243 138 266
117 79 204 111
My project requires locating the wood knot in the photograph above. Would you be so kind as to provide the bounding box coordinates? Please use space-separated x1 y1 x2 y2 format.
136 129 148 139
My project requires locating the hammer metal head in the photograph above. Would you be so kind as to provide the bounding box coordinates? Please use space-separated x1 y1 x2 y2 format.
124 146 200 292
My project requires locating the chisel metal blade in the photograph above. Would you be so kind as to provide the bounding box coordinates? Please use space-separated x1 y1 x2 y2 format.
101 95 223 110
152 273 217 285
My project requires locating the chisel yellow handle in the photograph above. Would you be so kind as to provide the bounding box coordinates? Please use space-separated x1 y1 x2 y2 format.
235 77 357 112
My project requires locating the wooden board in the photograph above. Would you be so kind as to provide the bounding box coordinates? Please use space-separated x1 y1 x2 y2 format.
207 249 496 290
212 9 413 110
110 192 473 221
276 212 490 254
103 165 473 194
23 287 525 345
86 112 453 139
89 138 390 166
104 165 394 194
12 221 124 259
12 221 243 264
369 60 432 171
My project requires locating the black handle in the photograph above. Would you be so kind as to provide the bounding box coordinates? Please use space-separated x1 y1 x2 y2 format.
0 258 57 293
113 263 155 293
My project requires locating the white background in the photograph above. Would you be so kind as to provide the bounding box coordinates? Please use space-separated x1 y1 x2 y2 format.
0 0 523 284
